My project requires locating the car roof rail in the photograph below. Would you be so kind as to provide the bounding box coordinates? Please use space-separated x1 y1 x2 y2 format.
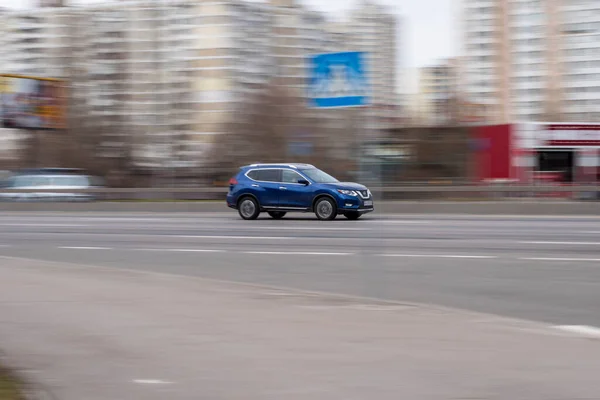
248 163 299 169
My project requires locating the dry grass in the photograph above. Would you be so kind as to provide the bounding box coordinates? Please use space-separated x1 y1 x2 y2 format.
0 366 22 400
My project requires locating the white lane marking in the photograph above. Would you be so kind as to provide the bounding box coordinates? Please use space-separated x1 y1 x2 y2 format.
79 218 169 222
521 241 600 246
245 251 352 256
161 249 225 253
0 223 87 227
554 325 600 339
59 246 111 250
521 257 600 262
176 235 296 240
382 254 497 259
247 226 369 231
438 255 498 259
374 221 432 224
381 254 438 258
133 379 174 385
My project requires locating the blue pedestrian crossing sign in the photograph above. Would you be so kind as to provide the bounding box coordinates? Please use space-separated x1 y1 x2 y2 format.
308 52 369 108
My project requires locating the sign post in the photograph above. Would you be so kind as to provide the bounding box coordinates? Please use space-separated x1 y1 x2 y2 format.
307 51 371 182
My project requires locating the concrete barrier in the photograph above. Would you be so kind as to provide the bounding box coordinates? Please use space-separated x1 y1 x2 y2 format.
0 200 597 216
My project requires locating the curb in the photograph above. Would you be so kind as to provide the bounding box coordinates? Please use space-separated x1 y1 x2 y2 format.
0 201 597 216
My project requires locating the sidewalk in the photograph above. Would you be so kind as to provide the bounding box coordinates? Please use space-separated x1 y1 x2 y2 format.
0 256 599 400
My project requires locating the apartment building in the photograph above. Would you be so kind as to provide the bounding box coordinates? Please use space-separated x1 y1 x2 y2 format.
461 0 509 123
417 58 459 126
1 7 73 78
266 0 399 170
462 0 600 124
346 0 398 131
269 0 353 167
559 1 600 122
1 0 398 168
0 6 73 167
70 0 275 166
0 7 16 166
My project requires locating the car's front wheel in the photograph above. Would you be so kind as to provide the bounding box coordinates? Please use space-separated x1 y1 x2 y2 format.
314 197 337 221
344 212 361 220
268 211 286 219
238 197 260 220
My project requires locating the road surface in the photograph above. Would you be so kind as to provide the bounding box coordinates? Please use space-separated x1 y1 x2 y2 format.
0 211 599 326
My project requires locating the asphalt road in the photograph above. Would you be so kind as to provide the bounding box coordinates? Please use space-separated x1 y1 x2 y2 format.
1 211 599 326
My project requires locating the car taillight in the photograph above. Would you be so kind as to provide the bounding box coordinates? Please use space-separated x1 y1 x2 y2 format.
229 177 238 186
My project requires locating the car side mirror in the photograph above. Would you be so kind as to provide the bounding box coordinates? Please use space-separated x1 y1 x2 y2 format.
298 179 310 186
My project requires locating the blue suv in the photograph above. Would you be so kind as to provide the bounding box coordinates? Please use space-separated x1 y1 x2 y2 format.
226 164 374 220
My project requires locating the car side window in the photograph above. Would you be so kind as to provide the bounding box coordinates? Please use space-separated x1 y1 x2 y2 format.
258 169 281 182
282 169 303 184
246 170 260 181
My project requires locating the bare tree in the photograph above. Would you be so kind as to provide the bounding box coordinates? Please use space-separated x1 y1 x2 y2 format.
208 82 306 181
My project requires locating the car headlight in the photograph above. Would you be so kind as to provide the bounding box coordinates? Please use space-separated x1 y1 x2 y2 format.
337 189 358 196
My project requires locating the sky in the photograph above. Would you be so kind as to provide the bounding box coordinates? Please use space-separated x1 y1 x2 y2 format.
1 0 458 94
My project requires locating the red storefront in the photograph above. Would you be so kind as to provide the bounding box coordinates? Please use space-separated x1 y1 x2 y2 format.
473 123 600 184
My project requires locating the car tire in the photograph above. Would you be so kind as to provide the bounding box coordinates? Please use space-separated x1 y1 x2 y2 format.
314 197 337 221
238 196 260 220
268 211 286 219
344 212 361 220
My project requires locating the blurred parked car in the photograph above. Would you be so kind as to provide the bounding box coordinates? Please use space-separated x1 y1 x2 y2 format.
0 173 101 202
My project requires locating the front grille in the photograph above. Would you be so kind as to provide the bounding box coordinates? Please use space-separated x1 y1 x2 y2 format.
358 190 370 199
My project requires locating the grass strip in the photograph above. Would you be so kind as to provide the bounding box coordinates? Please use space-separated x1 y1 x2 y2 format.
0 365 23 400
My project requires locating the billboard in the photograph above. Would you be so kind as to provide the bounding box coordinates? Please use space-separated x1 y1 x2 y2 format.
307 52 369 108
0 74 66 130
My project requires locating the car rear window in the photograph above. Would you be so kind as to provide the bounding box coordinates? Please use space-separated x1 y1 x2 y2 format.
247 169 280 182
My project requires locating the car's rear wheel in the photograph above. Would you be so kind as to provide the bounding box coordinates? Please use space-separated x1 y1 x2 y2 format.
314 197 337 221
238 197 260 220
268 211 286 219
344 212 361 220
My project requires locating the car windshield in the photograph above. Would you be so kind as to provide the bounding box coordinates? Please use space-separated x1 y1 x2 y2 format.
301 168 339 184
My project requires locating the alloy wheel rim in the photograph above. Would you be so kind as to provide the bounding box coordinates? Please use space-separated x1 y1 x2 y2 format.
241 200 255 218
318 201 332 218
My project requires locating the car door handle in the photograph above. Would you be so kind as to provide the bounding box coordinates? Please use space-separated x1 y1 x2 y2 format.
279 187 287 190
251 184 260 187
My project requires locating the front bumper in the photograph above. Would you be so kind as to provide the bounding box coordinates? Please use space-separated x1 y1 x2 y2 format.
339 206 374 214
337 195 374 213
